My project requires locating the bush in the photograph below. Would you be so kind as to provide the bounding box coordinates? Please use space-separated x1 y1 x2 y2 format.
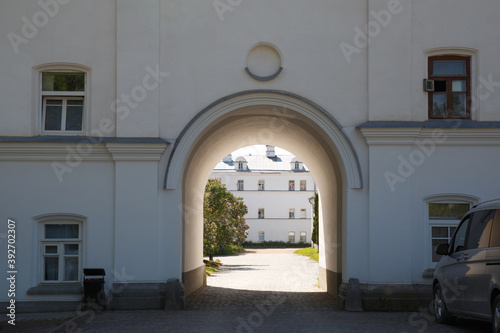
217 244 245 256
242 241 310 249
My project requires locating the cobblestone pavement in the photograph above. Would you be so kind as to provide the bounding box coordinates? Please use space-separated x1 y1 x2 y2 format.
4 249 492 332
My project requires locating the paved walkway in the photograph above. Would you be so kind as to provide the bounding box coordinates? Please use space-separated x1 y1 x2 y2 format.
4 249 492 332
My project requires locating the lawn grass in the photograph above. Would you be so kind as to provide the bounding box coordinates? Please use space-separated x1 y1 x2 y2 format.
294 247 319 261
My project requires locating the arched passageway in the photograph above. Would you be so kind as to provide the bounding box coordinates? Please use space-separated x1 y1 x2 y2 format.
164 90 362 300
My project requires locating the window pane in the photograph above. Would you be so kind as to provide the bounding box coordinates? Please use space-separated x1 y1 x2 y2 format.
452 80 466 92
45 245 58 254
432 94 447 116
45 224 79 239
452 93 467 117
432 227 448 238
258 231 265 242
288 232 295 243
429 203 470 219
44 257 59 280
45 104 62 130
490 210 500 248
434 80 447 92
66 105 83 131
467 210 495 250
433 60 466 75
65 244 79 255
451 217 469 253
64 257 79 281
42 72 84 92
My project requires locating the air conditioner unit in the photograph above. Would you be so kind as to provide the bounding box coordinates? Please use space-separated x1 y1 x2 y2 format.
423 79 434 92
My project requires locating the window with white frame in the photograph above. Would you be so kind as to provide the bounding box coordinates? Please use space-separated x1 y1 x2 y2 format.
428 202 471 263
40 221 82 283
258 180 265 191
237 180 244 191
258 231 265 242
258 208 264 219
288 180 295 191
289 208 295 219
300 208 306 219
300 231 307 242
300 180 306 191
288 231 295 243
41 71 86 134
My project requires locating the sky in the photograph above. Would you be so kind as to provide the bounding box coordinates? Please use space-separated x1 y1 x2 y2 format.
229 145 293 157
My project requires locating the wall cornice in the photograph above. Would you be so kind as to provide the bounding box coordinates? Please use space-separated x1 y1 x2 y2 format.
358 122 500 146
106 142 168 161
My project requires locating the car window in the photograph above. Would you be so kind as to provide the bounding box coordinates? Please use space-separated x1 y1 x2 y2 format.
489 210 500 248
450 215 469 253
466 210 495 250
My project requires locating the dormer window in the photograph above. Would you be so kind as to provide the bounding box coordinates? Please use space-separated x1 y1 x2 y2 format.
235 157 247 171
291 158 303 171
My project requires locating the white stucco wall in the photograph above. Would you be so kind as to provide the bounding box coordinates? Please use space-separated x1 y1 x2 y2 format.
1 0 500 307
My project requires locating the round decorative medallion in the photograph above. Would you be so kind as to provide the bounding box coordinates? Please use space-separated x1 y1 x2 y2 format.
245 43 283 81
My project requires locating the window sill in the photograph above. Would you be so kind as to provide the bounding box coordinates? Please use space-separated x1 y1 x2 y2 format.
422 268 435 279
27 284 83 295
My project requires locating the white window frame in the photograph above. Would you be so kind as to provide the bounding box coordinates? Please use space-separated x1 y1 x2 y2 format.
237 180 244 191
258 208 264 219
300 231 307 242
289 180 295 191
34 213 86 284
42 96 85 133
288 231 295 243
33 63 91 136
258 231 265 242
258 180 265 191
289 208 295 219
300 208 307 219
422 194 478 267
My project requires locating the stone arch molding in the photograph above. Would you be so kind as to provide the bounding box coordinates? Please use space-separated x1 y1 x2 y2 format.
164 90 362 190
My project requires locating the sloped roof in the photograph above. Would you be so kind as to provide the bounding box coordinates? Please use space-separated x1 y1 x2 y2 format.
213 146 308 172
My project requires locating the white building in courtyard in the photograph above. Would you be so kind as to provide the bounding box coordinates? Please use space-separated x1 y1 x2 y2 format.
210 145 316 243
1 0 500 313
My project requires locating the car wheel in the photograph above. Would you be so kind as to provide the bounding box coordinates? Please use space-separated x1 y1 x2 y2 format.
493 295 500 333
434 284 452 324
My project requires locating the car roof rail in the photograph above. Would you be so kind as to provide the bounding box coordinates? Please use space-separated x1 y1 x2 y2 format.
472 198 500 209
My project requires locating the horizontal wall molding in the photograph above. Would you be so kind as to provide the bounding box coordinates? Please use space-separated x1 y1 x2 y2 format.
358 121 500 146
106 142 168 161
0 137 169 162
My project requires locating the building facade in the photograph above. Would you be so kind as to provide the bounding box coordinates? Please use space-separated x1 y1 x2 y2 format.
210 145 315 243
1 0 500 312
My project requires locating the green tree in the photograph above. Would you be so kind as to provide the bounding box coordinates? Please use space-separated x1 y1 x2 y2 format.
311 192 319 246
204 178 249 261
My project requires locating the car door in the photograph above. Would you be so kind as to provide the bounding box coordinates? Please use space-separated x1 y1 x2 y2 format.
486 210 500 315
462 209 495 317
436 215 470 313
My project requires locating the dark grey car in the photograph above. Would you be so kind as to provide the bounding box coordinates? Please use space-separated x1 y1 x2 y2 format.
433 200 500 332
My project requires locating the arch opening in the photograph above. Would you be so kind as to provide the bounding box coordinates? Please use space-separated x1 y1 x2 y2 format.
170 91 362 301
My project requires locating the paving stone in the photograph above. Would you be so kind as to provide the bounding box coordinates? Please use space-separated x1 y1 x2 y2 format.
6 249 492 333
